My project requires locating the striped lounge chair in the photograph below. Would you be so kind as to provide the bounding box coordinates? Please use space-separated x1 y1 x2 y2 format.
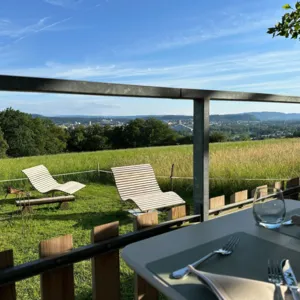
22 165 85 195
111 164 185 214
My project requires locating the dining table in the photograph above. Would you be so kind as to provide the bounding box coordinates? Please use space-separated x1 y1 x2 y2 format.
122 199 300 300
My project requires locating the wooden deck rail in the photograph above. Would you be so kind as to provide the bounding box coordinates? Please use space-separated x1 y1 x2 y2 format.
0 214 199 289
209 183 300 215
0 181 299 299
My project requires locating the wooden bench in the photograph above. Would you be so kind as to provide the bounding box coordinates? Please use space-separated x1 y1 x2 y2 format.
16 195 75 212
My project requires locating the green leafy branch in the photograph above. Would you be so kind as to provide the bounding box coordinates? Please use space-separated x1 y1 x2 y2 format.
267 2 300 39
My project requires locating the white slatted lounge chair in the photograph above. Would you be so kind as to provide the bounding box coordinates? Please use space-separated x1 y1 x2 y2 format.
22 165 85 195
111 164 185 214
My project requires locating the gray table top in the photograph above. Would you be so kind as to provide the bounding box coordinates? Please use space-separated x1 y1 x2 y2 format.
121 200 300 300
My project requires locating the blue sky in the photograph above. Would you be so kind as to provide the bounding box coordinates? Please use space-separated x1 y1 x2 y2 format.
1 0 300 115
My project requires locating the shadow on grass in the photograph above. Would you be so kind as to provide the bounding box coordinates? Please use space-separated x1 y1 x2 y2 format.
75 273 134 300
0 197 18 205
31 211 132 230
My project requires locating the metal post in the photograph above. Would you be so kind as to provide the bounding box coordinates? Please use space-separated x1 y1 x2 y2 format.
193 97 210 221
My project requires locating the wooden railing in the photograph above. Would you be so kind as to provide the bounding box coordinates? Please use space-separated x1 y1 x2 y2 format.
0 182 299 299
0 211 199 300
209 179 300 215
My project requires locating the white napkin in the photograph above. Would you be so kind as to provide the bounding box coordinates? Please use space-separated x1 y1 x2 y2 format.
188 265 292 300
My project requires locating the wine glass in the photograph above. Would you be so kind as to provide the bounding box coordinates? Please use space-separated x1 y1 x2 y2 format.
253 186 286 229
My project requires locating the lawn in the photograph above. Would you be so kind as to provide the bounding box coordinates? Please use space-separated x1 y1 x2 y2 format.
0 183 190 300
1 138 300 299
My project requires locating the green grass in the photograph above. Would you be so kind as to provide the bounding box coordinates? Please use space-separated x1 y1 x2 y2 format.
1 138 300 299
0 183 183 299
1 138 300 199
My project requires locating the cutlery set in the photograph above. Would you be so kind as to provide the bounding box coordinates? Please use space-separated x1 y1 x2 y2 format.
171 235 240 279
268 259 300 300
171 235 300 299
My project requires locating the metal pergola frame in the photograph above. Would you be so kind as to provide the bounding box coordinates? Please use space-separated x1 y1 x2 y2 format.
2 74 300 221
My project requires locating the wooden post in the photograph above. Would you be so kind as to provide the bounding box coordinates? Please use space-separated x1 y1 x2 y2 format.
274 181 284 190
91 222 120 300
193 97 210 221
134 212 159 300
287 178 300 200
39 235 74 300
0 250 16 300
133 211 159 232
251 185 268 198
170 164 175 191
209 195 225 209
97 162 100 178
230 190 248 204
168 205 186 220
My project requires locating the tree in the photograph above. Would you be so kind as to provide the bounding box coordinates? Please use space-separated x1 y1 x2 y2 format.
0 128 8 157
177 135 193 145
122 119 147 148
120 118 179 148
44 120 69 154
110 126 126 149
143 118 179 146
267 3 300 39
239 133 250 141
67 125 86 152
84 124 111 151
0 108 68 157
209 132 227 143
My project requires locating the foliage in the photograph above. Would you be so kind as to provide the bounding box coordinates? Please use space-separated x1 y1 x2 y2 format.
0 184 134 299
267 2 300 39
0 127 8 157
209 131 228 143
0 108 68 157
2 138 300 298
120 118 179 148
0 139 299 198
67 118 181 152
0 183 190 299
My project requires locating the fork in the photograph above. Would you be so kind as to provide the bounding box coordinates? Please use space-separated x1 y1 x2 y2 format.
268 259 284 300
171 235 240 279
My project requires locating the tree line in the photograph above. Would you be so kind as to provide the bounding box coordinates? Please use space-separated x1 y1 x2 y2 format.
0 108 193 158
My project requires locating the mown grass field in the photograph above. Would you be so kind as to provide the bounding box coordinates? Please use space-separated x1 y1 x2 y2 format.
1 138 300 299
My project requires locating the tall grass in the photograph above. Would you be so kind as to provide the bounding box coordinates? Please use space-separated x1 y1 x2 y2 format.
1 138 300 199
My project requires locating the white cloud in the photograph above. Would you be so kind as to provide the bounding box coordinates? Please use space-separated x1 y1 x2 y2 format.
44 0 84 8
119 9 280 56
2 49 300 89
3 47 300 115
0 17 73 41
0 93 121 115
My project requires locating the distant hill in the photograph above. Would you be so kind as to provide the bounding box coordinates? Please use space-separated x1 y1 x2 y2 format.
31 114 194 124
30 112 300 124
211 112 300 122
250 112 300 121
210 113 258 122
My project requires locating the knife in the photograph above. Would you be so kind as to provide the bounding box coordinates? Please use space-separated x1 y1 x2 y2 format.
281 259 300 300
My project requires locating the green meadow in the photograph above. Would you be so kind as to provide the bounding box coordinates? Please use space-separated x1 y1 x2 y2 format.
1 138 299 299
